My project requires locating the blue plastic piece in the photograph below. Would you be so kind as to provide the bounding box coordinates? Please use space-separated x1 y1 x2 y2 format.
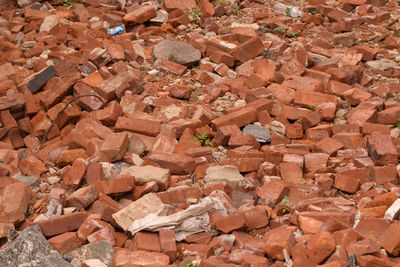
108 26 125 35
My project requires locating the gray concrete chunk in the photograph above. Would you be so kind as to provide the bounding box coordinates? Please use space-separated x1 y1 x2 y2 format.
64 240 114 267
243 124 271 143
0 225 72 267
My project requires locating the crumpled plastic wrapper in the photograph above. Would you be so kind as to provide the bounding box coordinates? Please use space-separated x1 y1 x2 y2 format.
128 196 227 241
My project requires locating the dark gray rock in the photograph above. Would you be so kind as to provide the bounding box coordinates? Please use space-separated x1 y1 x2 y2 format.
15 175 40 186
28 65 57 93
112 161 131 171
153 40 201 66
64 240 114 267
0 225 73 267
243 124 271 143
81 65 94 75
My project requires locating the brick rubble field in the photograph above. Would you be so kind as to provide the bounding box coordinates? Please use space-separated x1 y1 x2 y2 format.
1 0 400 266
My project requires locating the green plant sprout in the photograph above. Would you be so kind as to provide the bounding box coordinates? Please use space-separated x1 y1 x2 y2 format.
176 259 198 267
231 3 240 14
300 179 307 184
290 32 298 38
189 8 202 24
168 52 177 60
216 0 228 6
190 132 214 147
282 195 294 214
307 104 318 111
274 26 286 34
61 0 81 6
396 31 400 37
396 117 400 129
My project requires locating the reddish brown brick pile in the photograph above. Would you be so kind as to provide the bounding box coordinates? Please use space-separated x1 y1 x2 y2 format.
1 0 400 266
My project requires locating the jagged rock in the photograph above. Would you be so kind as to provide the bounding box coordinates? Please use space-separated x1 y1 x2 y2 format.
0 225 73 267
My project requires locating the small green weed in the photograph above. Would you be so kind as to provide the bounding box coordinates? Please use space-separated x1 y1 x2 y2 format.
282 195 294 214
176 259 198 267
307 104 318 111
216 0 228 6
190 132 214 147
273 26 286 34
231 3 240 14
61 0 81 6
396 31 400 37
168 52 177 60
290 32 298 38
299 179 307 184
189 8 202 24
396 117 400 128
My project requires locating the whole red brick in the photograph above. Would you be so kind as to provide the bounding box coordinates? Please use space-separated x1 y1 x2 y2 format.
63 158 88 187
379 223 400 256
230 37 265 64
114 248 170 267
20 155 47 178
307 232 336 263
215 212 247 233
48 232 83 255
367 132 398 165
34 212 87 237
66 184 98 209
133 231 161 252
0 182 30 224
159 228 177 261
211 107 257 129
264 225 296 260
100 132 129 162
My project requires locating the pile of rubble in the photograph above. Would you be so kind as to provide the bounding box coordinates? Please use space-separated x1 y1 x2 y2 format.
1 0 400 266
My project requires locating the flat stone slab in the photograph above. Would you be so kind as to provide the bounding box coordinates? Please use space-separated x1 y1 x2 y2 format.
153 40 201 66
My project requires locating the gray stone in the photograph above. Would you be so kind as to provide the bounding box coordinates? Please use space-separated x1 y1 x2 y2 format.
30 3 44 9
366 59 400 71
15 175 40 187
112 161 131 171
243 124 271 143
205 165 244 188
153 40 201 66
64 240 114 267
81 65 93 75
0 225 73 267
149 10 168 24
28 65 57 93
